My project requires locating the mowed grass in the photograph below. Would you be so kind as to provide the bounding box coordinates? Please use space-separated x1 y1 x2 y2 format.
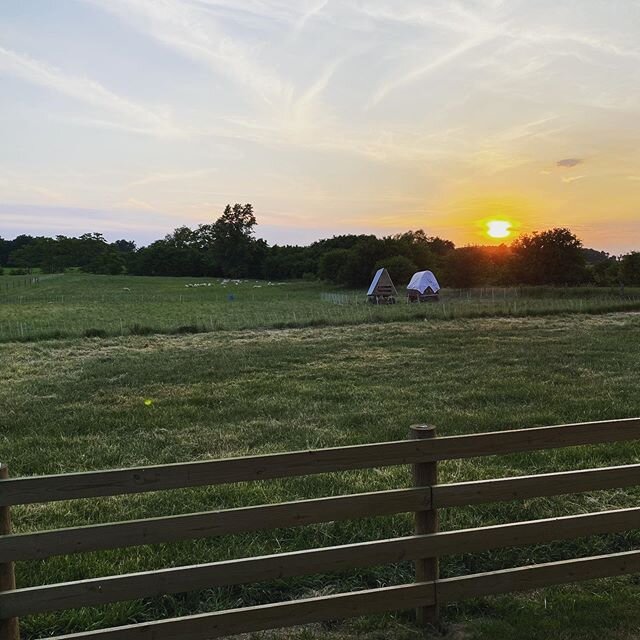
1 273 640 342
2 311 640 639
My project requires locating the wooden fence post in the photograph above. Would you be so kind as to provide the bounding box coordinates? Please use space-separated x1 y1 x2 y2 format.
0 463 20 640
409 424 439 627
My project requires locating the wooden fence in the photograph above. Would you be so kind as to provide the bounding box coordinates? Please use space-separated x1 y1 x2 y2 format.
1 417 640 639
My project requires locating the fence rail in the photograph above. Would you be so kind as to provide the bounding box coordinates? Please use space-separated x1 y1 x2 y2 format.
1 417 640 640
3 418 639 506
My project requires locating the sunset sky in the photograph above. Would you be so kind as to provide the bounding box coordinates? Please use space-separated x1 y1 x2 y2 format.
1 0 640 252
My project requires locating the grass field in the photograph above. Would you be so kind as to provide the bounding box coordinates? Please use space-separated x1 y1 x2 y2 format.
1 273 640 342
2 274 640 639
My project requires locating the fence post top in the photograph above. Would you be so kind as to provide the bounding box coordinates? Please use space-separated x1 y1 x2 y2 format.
409 424 437 437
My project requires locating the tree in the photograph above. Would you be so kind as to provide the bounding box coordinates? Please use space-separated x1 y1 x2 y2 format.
205 203 259 278
167 226 199 248
131 240 204 276
318 249 351 283
112 239 137 254
10 237 57 271
0 237 9 266
582 248 610 265
334 250 368 287
592 257 620 286
264 245 316 280
389 230 452 274
445 247 491 288
471 244 514 285
620 252 640 285
510 228 588 285
86 250 125 275
375 255 417 285
3 235 35 266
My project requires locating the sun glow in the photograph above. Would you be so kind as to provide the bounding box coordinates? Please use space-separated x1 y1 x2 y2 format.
486 220 512 239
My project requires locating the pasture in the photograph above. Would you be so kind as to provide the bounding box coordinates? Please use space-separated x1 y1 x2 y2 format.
1 274 640 639
1 273 640 342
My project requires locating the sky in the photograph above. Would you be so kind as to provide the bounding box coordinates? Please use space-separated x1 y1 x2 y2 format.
1 0 640 253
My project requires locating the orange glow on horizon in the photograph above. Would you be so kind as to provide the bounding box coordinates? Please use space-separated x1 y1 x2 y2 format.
444 193 533 245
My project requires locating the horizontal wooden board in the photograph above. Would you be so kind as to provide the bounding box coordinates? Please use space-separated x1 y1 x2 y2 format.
438 548 640 602
4 506 639 618
434 463 640 508
0 487 430 562
38 550 640 639
2 418 638 505
40 582 436 640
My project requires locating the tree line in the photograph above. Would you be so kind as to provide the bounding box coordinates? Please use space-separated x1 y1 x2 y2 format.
1 203 639 287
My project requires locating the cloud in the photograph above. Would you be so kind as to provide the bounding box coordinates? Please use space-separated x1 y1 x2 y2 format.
0 202 177 239
292 55 345 120
369 32 498 107
85 0 293 107
129 168 219 187
557 158 583 168
0 45 183 137
562 175 585 183
293 0 329 35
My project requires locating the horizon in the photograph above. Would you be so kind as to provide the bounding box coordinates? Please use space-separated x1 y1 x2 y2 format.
2 1 640 253
0 217 626 257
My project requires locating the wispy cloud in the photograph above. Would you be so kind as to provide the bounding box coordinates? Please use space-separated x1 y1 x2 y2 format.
291 55 345 124
293 0 329 35
113 197 159 211
0 44 183 137
368 33 498 107
85 0 293 107
129 168 219 186
2 0 640 252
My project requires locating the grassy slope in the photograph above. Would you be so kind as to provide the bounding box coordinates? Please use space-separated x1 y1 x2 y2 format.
2 312 640 639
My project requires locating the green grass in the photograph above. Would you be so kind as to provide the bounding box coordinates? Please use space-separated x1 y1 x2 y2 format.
2 298 640 639
1 273 640 343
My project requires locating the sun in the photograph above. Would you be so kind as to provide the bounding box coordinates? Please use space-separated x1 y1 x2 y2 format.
486 220 512 239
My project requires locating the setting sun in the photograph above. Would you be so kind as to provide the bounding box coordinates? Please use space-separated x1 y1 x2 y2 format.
486 220 513 239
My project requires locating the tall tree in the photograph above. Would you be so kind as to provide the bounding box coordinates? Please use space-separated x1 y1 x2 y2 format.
510 228 588 285
207 203 259 278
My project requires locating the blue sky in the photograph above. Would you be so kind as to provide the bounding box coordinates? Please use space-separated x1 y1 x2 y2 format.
1 0 640 251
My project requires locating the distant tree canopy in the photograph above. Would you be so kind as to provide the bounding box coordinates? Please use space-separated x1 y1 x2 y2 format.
374 255 417 285
2 233 125 274
129 204 267 278
2 208 636 288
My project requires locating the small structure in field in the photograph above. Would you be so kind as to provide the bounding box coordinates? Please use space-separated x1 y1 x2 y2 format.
407 270 440 302
367 268 398 304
